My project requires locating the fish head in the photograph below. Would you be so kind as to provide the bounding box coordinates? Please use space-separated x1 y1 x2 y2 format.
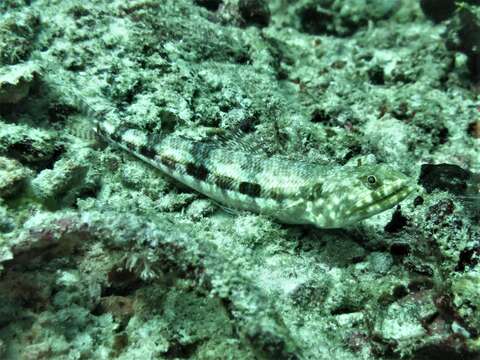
307 164 415 228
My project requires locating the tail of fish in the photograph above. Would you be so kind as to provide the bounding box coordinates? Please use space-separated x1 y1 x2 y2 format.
38 56 116 142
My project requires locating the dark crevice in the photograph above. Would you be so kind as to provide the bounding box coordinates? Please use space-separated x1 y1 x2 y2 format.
384 207 408 233
164 340 202 359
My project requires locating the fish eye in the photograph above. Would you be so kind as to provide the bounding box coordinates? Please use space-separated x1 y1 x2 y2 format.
363 174 381 190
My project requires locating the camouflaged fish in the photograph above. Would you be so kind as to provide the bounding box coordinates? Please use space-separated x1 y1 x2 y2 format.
88 117 414 228
60 77 414 229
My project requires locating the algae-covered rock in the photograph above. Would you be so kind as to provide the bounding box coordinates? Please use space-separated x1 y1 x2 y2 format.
374 291 438 355
31 156 94 209
0 156 31 198
0 122 61 168
0 10 39 65
422 1 480 81
0 62 40 104
295 0 400 36
452 3 480 81
452 273 480 330
0 205 15 234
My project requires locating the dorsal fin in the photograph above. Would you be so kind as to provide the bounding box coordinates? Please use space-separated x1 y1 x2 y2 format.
215 129 264 153
177 126 267 154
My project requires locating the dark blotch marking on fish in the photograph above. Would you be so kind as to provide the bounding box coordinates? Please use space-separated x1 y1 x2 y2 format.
139 145 156 158
159 155 177 170
125 141 136 151
186 162 209 181
109 132 122 142
265 188 286 201
239 181 261 197
213 174 236 191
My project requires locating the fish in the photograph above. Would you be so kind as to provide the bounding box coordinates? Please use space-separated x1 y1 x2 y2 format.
48 68 414 228
93 120 415 228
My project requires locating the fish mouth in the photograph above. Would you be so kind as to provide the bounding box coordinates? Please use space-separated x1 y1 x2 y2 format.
352 180 415 215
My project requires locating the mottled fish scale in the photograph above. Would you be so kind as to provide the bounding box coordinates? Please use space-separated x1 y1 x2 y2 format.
152 135 325 216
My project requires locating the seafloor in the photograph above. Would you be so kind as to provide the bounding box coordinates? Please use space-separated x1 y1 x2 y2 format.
0 0 479 359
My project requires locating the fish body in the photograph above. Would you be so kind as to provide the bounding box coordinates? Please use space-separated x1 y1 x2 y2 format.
96 122 414 228
43 63 413 228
